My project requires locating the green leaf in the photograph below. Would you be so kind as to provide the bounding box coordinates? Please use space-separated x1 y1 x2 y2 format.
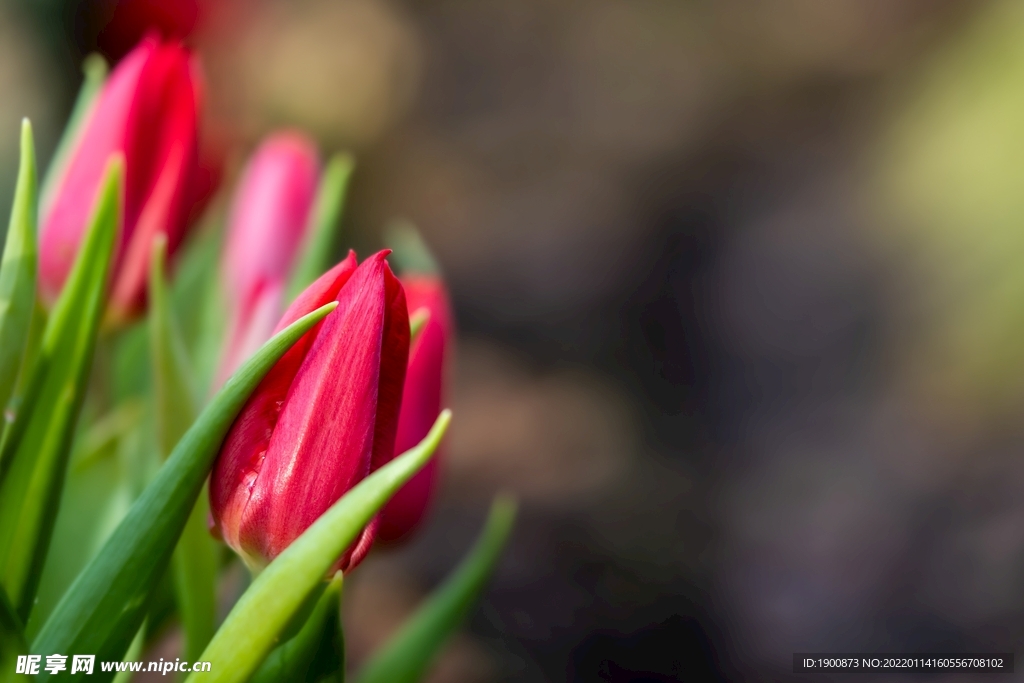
355 495 516 683
0 586 27 682
30 301 338 682
0 157 122 622
170 215 227 395
286 153 355 302
25 402 144 640
0 120 38 416
250 573 345 683
39 54 108 220
112 623 145 683
148 236 217 660
385 221 440 276
149 235 198 456
188 409 452 683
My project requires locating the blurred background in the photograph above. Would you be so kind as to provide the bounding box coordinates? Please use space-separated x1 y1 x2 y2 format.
5 0 1024 680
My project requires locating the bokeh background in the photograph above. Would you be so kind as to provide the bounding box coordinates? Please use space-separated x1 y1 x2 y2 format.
5 0 1024 680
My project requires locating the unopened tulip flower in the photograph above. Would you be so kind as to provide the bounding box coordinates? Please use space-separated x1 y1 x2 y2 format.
40 36 201 321
379 275 452 541
217 132 320 384
210 251 409 571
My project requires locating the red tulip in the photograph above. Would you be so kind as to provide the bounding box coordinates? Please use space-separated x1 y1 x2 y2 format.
40 36 202 322
209 251 409 572
216 132 320 385
378 275 452 542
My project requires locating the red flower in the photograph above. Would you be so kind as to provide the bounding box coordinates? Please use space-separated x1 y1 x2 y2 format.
209 251 409 572
39 37 202 321
217 132 320 385
379 275 453 542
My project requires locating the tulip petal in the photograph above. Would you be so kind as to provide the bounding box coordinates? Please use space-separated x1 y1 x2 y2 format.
39 54 108 222
380 276 452 541
210 255 357 556
237 253 407 566
356 496 517 683
30 302 338 680
187 410 451 683
222 133 320 313
39 42 150 304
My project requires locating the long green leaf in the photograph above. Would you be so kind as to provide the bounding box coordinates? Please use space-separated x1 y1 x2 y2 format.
111 623 145 683
39 54 108 220
169 217 226 394
24 403 143 640
0 586 26 683
0 158 122 622
356 495 516 683
188 409 452 683
0 119 38 416
30 302 338 682
148 236 217 660
286 153 354 302
250 573 345 683
149 235 199 451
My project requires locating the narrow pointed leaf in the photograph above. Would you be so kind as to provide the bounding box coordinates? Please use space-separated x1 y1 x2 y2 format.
149 235 199 456
39 54 108 220
286 153 355 302
188 409 452 683
25 402 144 640
148 236 217 660
30 302 338 682
170 218 227 394
250 573 344 683
0 158 121 622
0 587 27 681
356 495 516 683
0 119 38 416
111 623 145 683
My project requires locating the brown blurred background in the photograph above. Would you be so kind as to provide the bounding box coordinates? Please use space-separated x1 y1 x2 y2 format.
8 0 1024 680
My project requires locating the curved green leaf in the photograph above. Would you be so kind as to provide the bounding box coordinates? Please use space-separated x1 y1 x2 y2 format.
39 54 108 220
286 153 355 302
0 157 122 622
188 409 452 683
0 119 38 416
149 237 217 660
356 495 517 683
30 301 338 682
250 573 344 683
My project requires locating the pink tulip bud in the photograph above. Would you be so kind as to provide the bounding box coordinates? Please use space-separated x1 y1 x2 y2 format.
378 275 453 542
209 251 410 572
216 132 320 385
40 36 202 322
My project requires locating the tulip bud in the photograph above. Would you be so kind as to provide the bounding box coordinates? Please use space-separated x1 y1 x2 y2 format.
209 251 409 572
378 275 453 542
40 36 202 322
216 132 320 385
